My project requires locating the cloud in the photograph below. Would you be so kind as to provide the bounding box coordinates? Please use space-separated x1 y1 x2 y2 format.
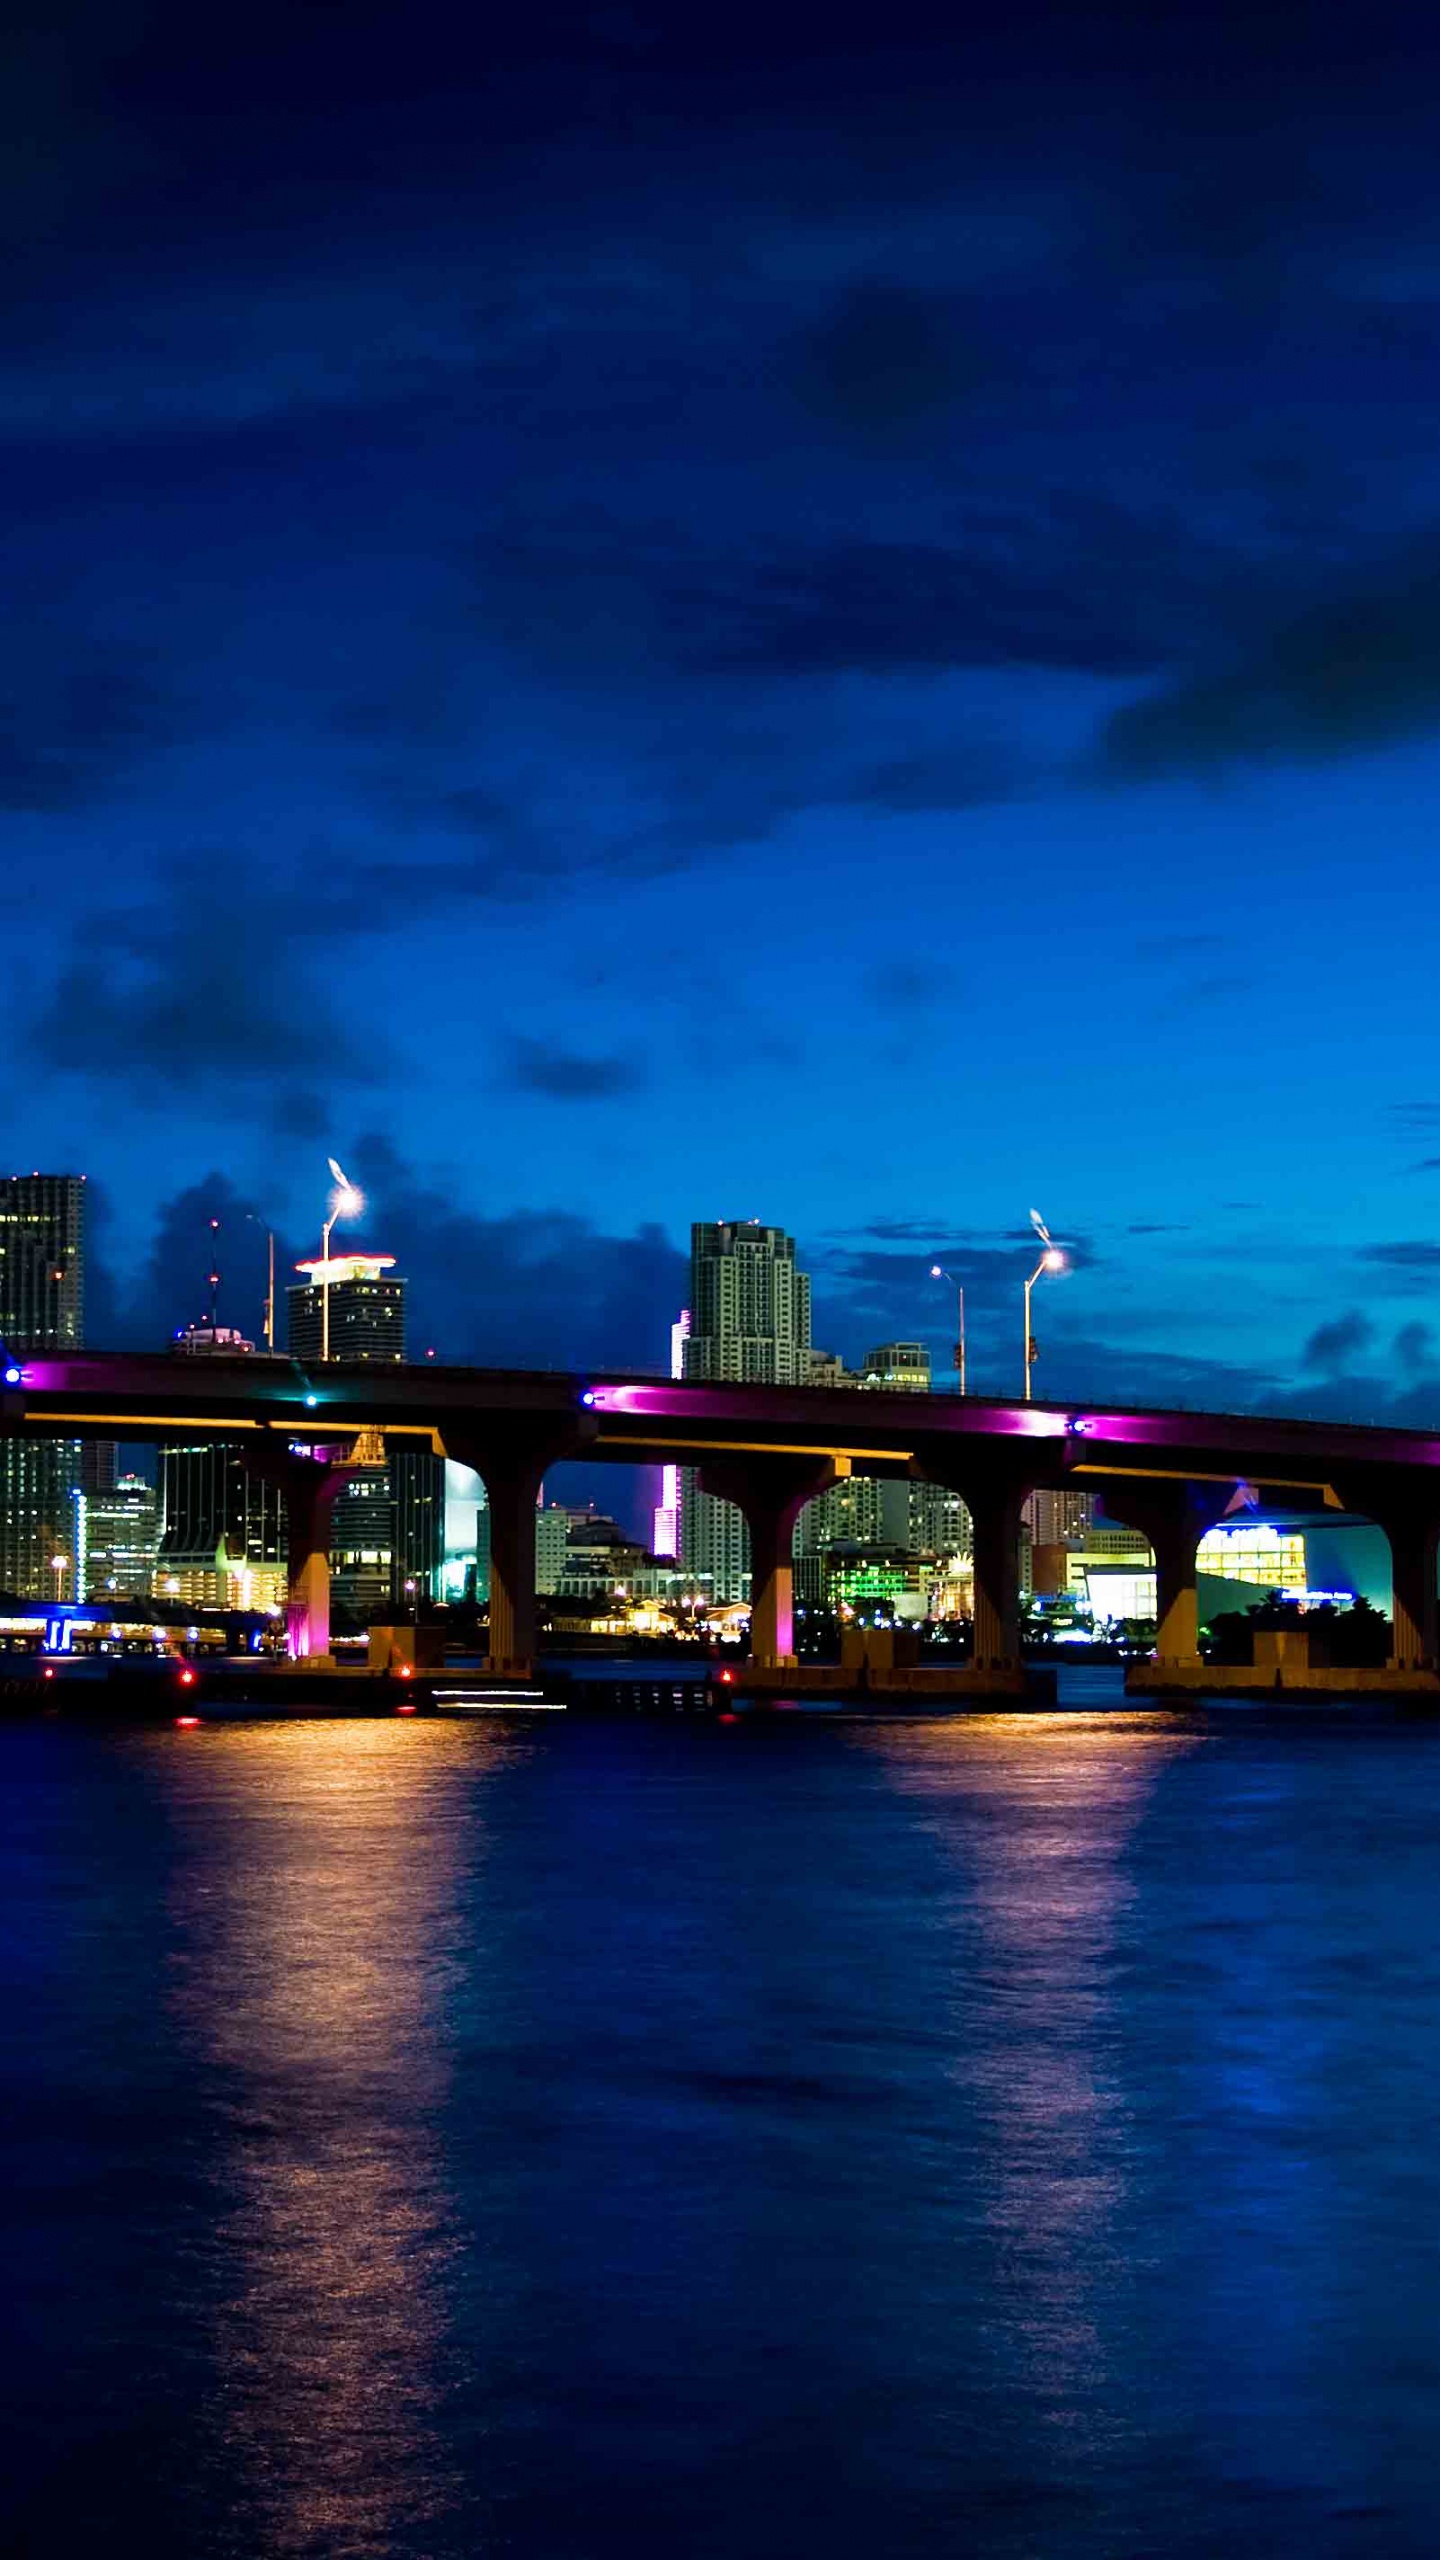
1360 1241 1440 1267
29 865 389 1099
502 1037 645 1100
1099 534 1440 778
0 628 170 812
344 1137 684 1368
90 1147 689 1375
1303 1308 1375 1372
865 960 956 1012
1394 1319 1435 1374
793 281 993 437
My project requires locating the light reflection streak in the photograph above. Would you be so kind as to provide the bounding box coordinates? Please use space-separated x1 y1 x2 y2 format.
856 1712 1199 2443
164 1721 509 2557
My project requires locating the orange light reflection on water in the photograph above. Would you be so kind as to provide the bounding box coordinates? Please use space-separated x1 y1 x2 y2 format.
162 1719 520 2557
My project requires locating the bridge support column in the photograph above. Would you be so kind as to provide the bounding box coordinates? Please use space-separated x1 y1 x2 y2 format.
481 1454 546 1676
912 1450 1039 1672
284 1466 339 1662
1098 1479 1238 1665
699 1456 838 1669
969 1481 1029 1671
1335 1474 1440 1670
448 1419 595 1681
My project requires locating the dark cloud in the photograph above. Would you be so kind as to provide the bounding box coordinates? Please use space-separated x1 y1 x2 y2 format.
345 1137 683 1368
1303 1308 1375 1372
1360 1241 1440 1267
502 1037 645 1100
0 629 169 812
1410 1157 1440 1173
30 883 387 1097
1099 535 1440 779
794 282 992 438
480 491 1247 689
1394 1319 1435 1374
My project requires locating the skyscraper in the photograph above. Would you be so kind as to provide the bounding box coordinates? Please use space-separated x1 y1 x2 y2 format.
681 1220 813 1602
158 1322 287 1608
285 1252 444 1611
0 1174 85 1598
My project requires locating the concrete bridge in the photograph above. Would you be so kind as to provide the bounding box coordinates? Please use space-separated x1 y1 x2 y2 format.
5 1352 1440 1687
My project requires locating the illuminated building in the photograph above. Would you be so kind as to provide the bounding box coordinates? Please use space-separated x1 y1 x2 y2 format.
682 1221 813 1602
159 1321 287 1610
1195 1524 1308 1589
862 1341 931 1390
284 1255 444 1610
652 1310 690 1558
286 1254 404 1364
1026 1488 1095 1545
75 1474 159 1600
0 1174 85 1598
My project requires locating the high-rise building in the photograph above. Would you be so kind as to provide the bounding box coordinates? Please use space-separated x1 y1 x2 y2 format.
652 1310 690 1558
284 1252 444 1611
681 1220 812 1602
76 1474 160 1600
685 1222 812 1384
287 1254 404 1364
157 1321 287 1609
0 1174 85 1598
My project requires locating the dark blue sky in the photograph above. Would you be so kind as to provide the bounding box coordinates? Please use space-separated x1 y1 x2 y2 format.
10 0 1440 1420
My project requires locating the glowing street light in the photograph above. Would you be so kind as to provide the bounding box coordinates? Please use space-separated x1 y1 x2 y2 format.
1023 1209 1067 1403
50 1552 68 1602
320 1157 365 1362
930 1263 966 1394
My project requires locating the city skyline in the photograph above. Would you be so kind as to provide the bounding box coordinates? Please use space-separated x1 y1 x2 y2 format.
7 0 1440 1444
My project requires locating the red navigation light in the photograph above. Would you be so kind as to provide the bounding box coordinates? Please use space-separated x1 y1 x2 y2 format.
178 1667 196 1688
175 1714 200 1729
718 1710 737 1724
395 1699 417 1715
720 1668 733 1683
396 1660 413 1680
42 1665 55 1681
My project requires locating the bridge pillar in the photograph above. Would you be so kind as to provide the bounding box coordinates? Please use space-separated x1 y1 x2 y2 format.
1334 1474 1440 1670
698 1456 838 1668
911 1449 1039 1670
1096 1479 1238 1664
284 1463 339 1662
448 1419 595 1680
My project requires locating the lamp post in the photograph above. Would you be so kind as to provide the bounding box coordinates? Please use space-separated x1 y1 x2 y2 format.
929 1263 965 1394
320 1157 364 1362
244 1212 277 1349
50 1552 68 1603
1023 1210 1066 1402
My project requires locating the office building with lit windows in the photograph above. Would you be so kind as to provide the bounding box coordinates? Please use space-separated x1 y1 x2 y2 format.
284 1253 444 1611
0 1174 86 1598
681 1220 813 1603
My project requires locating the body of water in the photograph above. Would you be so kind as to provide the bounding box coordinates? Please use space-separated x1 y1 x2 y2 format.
4 1688 1440 2556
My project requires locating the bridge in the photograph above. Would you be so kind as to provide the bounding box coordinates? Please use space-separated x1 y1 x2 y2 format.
5 1352 1440 1687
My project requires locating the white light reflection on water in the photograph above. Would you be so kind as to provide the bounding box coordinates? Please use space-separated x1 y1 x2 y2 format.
161 1719 521 2558
850 1711 1201 2462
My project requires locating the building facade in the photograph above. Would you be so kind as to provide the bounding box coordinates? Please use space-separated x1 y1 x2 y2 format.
76 1474 160 1601
0 1174 86 1598
285 1253 445 1611
680 1220 816 1603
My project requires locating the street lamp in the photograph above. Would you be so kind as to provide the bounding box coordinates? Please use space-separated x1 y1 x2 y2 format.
1023 1210 1066 1402
929 1263 965 1394
50 1552 68 1602
320 1157 364 1362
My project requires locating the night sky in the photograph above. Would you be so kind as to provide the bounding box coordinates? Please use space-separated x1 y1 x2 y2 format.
10 0 1440 1427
